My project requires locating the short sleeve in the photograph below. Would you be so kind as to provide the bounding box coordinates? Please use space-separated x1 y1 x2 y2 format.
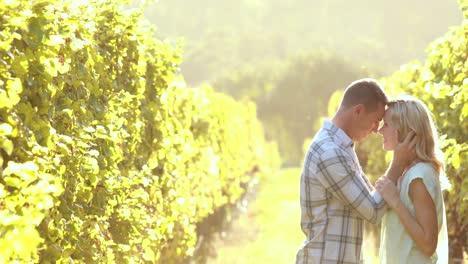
404 163 439 201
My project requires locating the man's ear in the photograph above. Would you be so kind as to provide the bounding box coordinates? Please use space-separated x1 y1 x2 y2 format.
354 104 365 116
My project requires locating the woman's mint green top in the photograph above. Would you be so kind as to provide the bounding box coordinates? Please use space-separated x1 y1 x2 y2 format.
379 162 448 264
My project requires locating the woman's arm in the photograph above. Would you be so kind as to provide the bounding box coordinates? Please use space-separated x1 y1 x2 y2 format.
376 177 438 256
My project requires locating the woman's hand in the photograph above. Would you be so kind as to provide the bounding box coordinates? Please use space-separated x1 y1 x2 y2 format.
375 176 402 209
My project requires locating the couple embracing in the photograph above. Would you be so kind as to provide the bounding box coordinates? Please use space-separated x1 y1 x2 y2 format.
296 79 449 264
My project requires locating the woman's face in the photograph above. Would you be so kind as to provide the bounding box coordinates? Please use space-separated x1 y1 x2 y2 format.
378 109 399 151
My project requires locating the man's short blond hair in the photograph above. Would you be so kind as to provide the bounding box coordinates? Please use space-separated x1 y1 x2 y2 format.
341 78 389 111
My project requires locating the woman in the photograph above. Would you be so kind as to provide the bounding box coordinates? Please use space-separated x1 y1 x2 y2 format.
375 96 449 264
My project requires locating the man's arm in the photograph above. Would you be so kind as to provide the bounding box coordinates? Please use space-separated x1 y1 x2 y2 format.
316 148 386 224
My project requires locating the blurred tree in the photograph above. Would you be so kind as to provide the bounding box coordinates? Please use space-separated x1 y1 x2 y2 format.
139 0 462 85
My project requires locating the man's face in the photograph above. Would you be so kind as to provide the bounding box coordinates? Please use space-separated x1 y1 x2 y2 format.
353 103 385 141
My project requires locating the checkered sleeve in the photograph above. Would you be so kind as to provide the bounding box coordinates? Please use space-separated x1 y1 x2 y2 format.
362 172 386 204
316 148 387 224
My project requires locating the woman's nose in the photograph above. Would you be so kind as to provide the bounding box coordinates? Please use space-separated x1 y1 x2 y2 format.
377 126 383 134
372 122 379 133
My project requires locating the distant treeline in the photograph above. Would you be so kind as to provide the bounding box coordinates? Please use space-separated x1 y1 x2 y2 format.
142 0 462 85
213 51 378 164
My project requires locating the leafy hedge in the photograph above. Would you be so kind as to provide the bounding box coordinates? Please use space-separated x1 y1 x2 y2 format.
0 0 279 263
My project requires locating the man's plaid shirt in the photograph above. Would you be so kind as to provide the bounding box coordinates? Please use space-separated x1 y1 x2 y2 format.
296 121 386 264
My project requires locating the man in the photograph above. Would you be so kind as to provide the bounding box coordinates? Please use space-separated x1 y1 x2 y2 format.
296 78 415 263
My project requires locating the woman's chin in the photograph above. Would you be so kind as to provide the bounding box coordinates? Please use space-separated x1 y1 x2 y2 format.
383 144 395 151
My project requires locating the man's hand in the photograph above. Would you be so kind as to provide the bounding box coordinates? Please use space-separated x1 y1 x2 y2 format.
375 176 402 209
392 131 417 169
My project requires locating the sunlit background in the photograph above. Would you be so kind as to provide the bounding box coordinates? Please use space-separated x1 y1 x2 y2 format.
142 0 461 85
1 0 467 263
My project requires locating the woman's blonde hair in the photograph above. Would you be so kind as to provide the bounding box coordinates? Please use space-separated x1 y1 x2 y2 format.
387 96 444 175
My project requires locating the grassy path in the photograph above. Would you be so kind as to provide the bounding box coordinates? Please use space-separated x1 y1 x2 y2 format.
209 168 304 264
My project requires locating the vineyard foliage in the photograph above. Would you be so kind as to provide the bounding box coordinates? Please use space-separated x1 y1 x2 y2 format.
0 0 279 263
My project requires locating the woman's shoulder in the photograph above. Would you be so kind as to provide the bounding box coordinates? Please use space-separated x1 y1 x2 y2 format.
404 162 438 183
407 162 436 173
401 162 443 206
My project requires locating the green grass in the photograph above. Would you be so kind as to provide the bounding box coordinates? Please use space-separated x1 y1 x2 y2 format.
209 168 304 264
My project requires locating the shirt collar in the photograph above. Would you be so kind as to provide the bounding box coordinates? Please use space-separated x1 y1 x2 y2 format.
323 120 354 148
